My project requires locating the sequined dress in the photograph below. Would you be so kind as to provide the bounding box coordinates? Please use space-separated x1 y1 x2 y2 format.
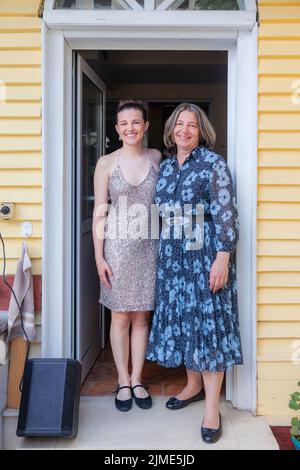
99 151 159 312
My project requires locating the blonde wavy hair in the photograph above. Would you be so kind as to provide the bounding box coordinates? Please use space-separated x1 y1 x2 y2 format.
164 103 216 156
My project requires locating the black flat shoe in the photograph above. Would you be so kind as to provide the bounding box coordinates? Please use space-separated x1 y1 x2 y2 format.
166 388 205 410
114 385 132 412
131 384 152 410
201 413 222 444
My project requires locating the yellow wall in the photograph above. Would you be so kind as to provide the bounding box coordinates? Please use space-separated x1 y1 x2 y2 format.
257 0 300 415
0 0 42 275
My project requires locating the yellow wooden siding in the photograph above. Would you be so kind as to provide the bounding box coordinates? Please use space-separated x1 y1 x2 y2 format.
258 304 300 321
0 1 42 17
258 380 300 416
258 272 300 286
0 33 41 49
258 240 300 256
258 185 300 201
258 149 300 167
0 1 42 275
258 1 300 416
258 202 300 219
258 338 298 356
258 256 300 271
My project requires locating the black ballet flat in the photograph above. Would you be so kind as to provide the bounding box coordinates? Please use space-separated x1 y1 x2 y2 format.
201 413 222 444
166 388 205 410
131 384 152 410
114 385 132 412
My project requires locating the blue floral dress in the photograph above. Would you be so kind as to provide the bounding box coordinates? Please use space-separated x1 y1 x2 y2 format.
146 145 243 372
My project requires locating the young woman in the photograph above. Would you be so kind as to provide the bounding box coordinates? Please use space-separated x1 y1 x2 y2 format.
146 103 243 443
92 100 161 411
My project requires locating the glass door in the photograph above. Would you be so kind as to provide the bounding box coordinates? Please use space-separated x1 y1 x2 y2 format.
75 54 106 381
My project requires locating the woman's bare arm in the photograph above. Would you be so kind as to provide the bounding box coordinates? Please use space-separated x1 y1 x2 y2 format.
92 155 113 288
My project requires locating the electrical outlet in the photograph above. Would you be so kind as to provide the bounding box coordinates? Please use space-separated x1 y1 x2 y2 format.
0 203 14 220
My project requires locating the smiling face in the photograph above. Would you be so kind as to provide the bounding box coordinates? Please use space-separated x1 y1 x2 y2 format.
115 108 149 147
173 110 200 154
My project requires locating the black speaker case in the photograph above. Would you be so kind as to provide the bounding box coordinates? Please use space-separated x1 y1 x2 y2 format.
16 358 82 438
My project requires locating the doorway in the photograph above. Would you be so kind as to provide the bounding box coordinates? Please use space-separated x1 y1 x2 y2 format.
75 50 228 384
43 23 257 412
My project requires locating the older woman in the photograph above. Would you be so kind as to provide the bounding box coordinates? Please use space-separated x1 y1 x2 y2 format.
146 103 243 443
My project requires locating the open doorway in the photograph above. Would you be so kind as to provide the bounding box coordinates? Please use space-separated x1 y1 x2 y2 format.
74 50 228 393
81 50 227 156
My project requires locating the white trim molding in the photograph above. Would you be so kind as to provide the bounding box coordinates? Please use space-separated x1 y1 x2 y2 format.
43 10 256 31
42 14 258 412
244 0 257 11
42 22 74 357
45 0 257 12
226 24 258 413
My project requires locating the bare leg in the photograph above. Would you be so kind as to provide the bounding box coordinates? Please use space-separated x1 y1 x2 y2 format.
175 368 203 400
201 371 224 429
130 311 150 398
110 311 131 400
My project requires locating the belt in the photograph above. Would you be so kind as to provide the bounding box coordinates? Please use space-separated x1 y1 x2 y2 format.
204 213 212 222
160 213 212 225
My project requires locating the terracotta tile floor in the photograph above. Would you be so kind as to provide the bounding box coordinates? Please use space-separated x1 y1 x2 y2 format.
81 344 188 397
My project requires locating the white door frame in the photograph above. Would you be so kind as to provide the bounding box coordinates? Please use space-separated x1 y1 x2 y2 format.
42 8 258 412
